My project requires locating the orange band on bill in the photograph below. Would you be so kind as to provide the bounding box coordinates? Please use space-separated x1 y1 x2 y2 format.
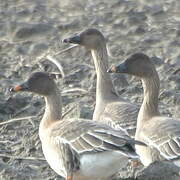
13 85 22 92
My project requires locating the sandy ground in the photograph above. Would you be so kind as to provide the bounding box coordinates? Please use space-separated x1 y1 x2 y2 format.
0 0 180 179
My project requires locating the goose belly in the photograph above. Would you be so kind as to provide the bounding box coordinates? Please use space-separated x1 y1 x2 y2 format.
135 144 164 166
79 151 129 178
42 143 66 178
135 145 152 166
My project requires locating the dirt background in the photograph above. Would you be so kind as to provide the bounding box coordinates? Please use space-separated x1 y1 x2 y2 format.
0 0 180 179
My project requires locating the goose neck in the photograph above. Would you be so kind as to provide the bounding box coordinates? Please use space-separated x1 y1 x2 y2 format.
91 44 116 99
137 71 160 129
40 89 62 130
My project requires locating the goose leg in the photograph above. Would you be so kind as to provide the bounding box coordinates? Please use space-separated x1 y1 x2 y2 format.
130 159 142 168
66 175 73 180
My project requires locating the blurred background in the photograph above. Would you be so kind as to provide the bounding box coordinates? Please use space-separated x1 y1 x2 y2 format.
0 0 179 179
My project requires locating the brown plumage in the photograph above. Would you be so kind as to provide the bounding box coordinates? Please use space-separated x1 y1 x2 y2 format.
63 28 139 137
108 53 180 167
10 72 145 180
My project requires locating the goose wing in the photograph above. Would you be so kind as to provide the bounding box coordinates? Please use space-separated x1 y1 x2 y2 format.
143 117 180 161
102 101 139 136
51 118 143 157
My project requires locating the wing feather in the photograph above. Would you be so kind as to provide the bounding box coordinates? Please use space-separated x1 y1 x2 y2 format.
51 118 139 157
102 102 139 134
142 117 180 161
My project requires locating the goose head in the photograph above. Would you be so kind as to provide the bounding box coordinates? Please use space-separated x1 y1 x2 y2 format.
108 53 155 78
10 72 58 96
63 28 106 49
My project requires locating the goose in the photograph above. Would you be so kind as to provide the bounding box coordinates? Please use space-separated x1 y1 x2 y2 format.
63 28 139 137
10 72 145 180
108 53 180 167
